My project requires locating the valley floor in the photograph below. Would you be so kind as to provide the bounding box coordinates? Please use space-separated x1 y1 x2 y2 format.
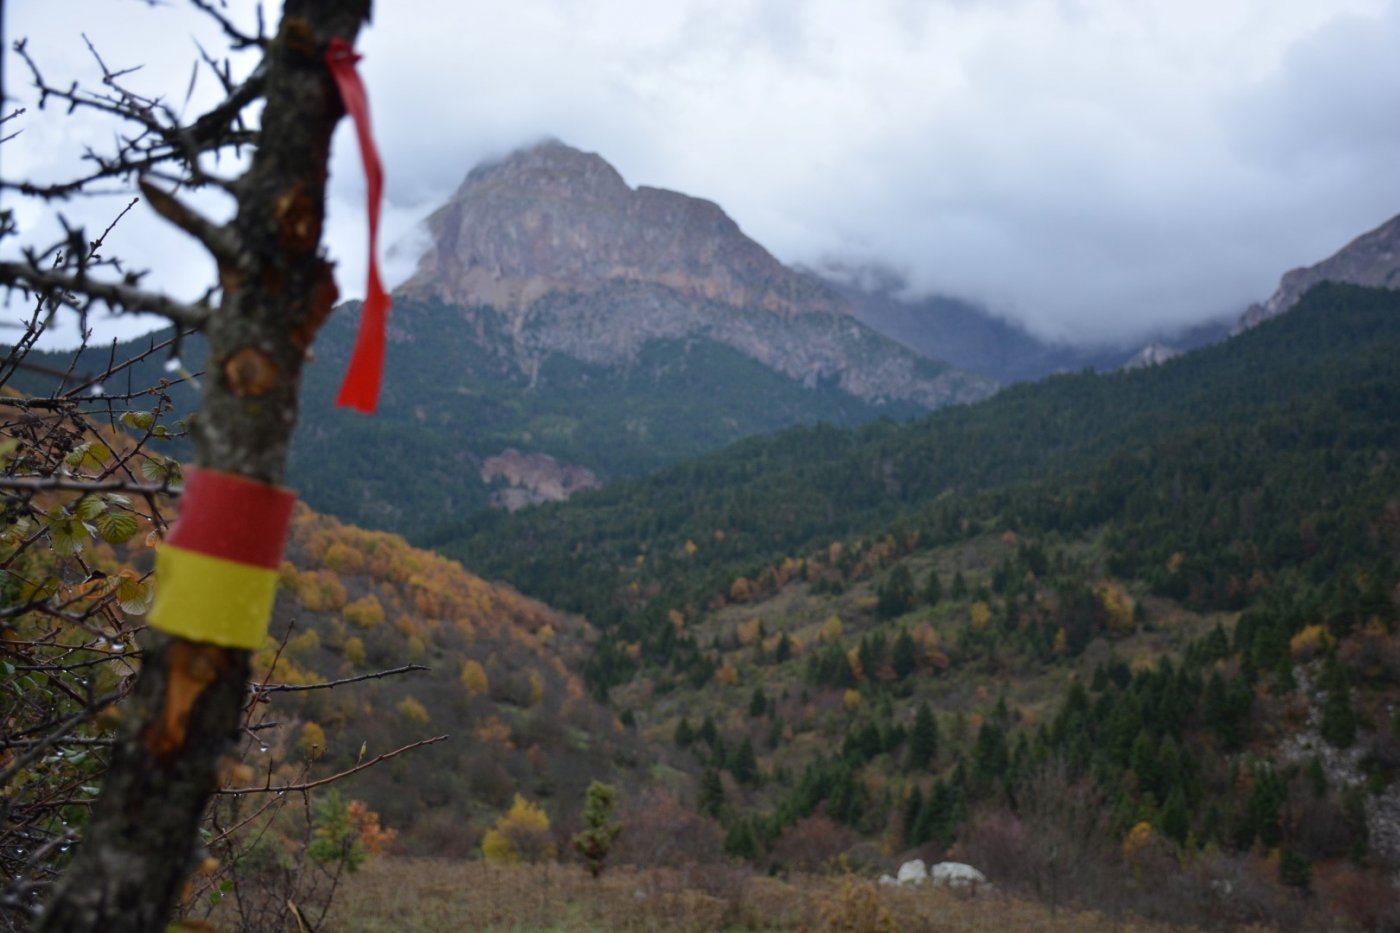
326 858 1213 932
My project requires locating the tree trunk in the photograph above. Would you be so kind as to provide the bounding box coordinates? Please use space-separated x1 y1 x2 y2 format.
40 2 373 928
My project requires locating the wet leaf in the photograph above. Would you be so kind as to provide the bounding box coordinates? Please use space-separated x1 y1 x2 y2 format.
63 442 112 472
115 573 154 615
95 512 140 545
75 495 106 521
120 410 155 432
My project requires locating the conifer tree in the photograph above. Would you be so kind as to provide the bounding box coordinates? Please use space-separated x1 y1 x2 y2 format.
730 737 759 784
923 569 943 606
698 767 725 818
907 703 939 770
877 564 916 619
1159 785 1190 845
674 717 695 748
903 786 925 847
571 781 624 878
892 629 918 679
1320 657 1358 748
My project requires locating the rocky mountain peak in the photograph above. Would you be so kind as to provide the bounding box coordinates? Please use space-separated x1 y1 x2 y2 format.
1237 212 1400 333
400 140 845 317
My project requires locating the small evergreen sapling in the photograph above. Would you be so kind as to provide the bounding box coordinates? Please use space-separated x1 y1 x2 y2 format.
572 781 624 878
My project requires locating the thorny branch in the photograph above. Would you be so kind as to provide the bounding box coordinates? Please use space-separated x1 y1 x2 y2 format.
2 4 419 930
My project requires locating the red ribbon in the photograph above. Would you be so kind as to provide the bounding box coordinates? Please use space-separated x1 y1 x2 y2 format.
326 37 392 414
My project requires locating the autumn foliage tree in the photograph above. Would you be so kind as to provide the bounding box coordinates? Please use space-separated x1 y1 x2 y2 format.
482 794 554 864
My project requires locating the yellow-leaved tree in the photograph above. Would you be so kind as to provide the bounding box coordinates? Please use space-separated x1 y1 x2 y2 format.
482 794 554 863
460 658 490 699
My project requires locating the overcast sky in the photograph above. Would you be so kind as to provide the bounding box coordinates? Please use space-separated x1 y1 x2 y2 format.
7 0 1400 348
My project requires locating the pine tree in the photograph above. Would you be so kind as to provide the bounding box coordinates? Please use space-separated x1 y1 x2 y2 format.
730 737 759 784
877 565 916 619
972 722 1010 785
923 569 943 606
907 703 939 770
571 782 623 878
1279 848 1311 890
723 818 760 861
698 768 725 818
698 715 718 746
1159 784 1190 845
892 629 917 679
1320 658 1358 749
674 717 695 747
903 786 925 847
749 686 768 718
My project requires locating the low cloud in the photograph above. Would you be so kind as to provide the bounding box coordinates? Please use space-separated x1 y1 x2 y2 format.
9 0 1400 347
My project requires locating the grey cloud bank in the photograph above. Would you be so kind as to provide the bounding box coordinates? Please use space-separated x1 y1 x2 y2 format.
8 0 1400 348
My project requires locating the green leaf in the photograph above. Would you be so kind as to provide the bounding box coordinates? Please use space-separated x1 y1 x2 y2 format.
139 456 183 485
63 442 112 472
95 512 140 545
120 410 155 432
75 495 106 521
45 509 89 557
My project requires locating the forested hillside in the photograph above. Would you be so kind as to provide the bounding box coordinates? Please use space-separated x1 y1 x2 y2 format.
7 297 923 540
8 281 1400 929
427 282 1400 927
438 282 1400 679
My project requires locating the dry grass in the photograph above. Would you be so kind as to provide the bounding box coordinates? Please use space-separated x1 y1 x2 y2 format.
325 857 1197 932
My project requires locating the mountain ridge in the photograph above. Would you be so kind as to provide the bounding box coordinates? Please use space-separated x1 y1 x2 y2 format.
1237 210 1400 332
395 140 995 410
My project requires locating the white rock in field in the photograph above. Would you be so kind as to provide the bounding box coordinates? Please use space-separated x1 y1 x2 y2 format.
896 859 928 884
878 874 898 886
930 861 986 888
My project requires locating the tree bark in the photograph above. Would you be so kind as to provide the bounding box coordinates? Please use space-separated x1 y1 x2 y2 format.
40 2 373 929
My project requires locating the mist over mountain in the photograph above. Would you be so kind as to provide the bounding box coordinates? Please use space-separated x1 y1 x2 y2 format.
818 263 1232 384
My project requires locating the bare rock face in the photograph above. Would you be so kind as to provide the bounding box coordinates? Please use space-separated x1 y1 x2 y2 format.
398 140 996 410
401 139 845 318
1237 213 1400 333
480 448 600 511
1120 342 1181 370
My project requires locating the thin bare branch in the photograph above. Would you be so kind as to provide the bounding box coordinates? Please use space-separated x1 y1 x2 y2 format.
217 736 452 796
254 665 432 695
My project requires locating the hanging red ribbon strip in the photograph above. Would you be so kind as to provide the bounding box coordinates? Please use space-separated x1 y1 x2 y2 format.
326 37 392 414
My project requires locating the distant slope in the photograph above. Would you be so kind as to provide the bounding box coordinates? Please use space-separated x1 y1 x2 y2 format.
436 283 1400 654
4 300 923 540
295 296 931 535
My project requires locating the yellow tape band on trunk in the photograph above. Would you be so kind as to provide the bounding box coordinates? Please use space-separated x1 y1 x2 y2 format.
148 544 279 649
